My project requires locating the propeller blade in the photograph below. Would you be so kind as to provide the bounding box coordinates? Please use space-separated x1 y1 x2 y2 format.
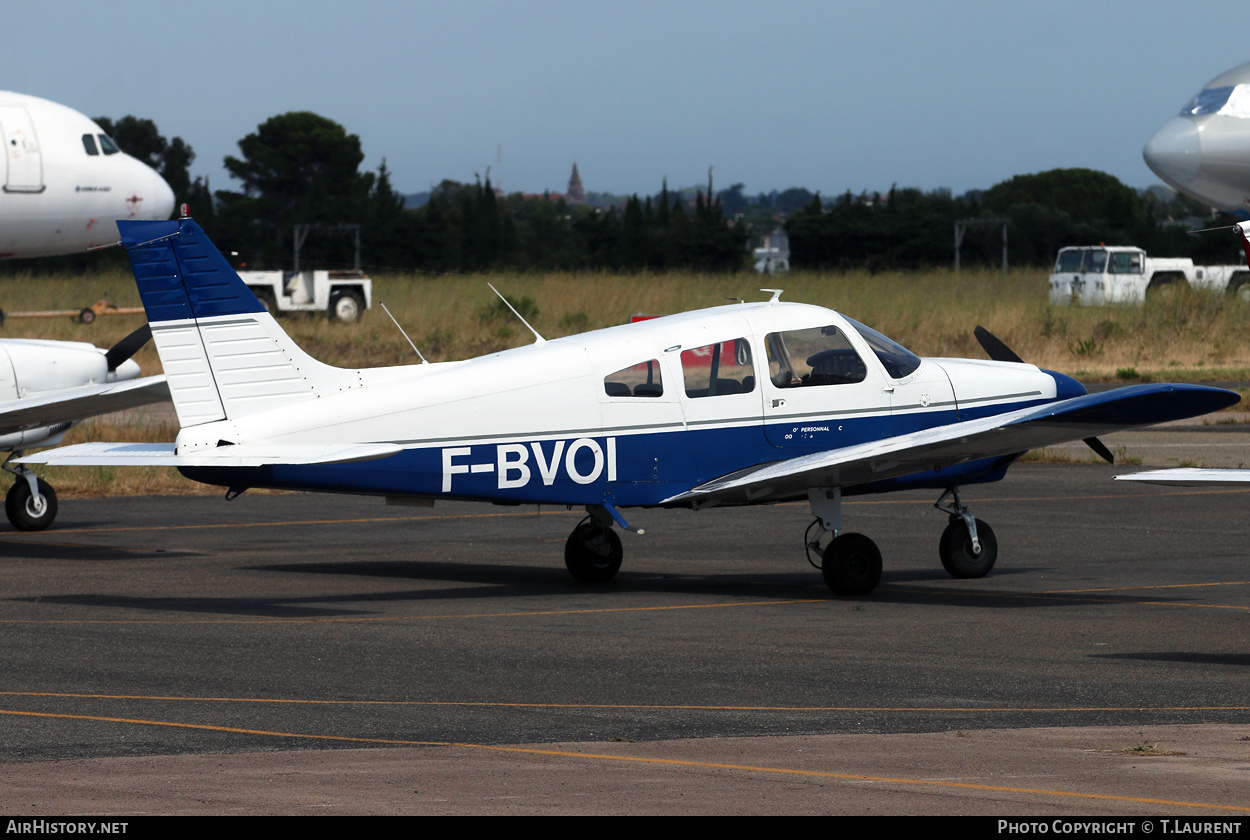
104 324 153 372
1083 436 1115 465
973 326 1025 364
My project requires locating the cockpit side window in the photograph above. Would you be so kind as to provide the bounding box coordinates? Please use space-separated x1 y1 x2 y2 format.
82 134 99 156
97 134 120 155
604 359 664 398
681 338 755 398
766 326 866 387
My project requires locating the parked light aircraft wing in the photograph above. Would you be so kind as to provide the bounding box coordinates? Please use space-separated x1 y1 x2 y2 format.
666 384 1237 506
1115 469 1250 487
0 376 168 433
26 441 400 468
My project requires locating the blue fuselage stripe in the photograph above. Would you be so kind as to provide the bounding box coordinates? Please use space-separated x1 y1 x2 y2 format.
180 398 1050 506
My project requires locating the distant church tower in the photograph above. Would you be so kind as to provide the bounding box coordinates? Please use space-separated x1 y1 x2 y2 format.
566 162 585 204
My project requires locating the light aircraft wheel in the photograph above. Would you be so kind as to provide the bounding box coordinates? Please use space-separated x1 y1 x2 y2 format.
564 520 622 583
939 516 997 578
821 532 881 596
330 291 364 324
6 479 57 532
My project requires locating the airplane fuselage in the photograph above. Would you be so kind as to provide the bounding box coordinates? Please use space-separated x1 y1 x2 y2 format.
169 303 1070 507
0 91 174 258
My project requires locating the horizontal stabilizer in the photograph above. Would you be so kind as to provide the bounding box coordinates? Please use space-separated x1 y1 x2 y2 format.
1114 468 1250 487
0 377 169 433
18 441 402 467
664 383 1239 505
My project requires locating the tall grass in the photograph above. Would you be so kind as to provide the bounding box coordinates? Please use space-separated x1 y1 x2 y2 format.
4 265 1250 378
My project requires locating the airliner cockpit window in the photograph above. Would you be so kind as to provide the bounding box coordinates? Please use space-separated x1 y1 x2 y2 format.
1180 85 1250 118
604 359 664 398
843 318 922 379
97 134 120 155
766 326 866 387
81 134 99 156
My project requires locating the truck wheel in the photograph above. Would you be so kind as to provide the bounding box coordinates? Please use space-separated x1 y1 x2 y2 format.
249 287 277 315
79 308 96 324
1146 273 1186 299
1228 273 1250 302
330 291 364 324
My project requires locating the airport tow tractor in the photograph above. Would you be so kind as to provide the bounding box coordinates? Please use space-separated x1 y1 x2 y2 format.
22 217 1240 594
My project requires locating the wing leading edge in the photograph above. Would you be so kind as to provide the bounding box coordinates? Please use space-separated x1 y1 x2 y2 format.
663 383 1239 506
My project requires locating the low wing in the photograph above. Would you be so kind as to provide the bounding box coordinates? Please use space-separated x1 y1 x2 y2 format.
664 384 1239 506
0 376 170 433
1114 469 1250 487
17 441 402 467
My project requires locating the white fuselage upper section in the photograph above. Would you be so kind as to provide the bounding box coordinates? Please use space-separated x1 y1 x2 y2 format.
0 91 175 258
167 301 1059 461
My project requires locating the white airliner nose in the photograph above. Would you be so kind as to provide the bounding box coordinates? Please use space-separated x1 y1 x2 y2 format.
1143 117 1202 191
150 169 175 220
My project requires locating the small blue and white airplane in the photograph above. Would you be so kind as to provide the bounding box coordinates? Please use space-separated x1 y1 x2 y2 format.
21 216 1240 595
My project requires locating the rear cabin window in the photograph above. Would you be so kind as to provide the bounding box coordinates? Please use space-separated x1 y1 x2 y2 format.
766 326 866 387
82 134 99 156
604 359 664 397
681 338 755 398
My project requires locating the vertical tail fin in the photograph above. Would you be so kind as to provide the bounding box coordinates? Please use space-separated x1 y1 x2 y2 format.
118 218 360 427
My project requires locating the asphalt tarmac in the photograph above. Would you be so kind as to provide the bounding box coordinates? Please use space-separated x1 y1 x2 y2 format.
1 464 1248 815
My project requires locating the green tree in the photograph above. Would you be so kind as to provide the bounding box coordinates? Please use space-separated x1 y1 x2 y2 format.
215 112 376 265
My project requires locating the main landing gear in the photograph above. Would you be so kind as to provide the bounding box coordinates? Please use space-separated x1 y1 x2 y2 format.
804 485 998 596
2 453 57 532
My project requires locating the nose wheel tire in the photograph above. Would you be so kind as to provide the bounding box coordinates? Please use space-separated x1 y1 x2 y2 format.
6 479 57 531
564 520 623 583
821 532 882 596
939 516 997 578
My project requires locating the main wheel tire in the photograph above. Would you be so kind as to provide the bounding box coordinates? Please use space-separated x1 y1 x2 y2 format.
939 516 997 578
821 532 882 596
6 479 57 531
330 291 364 324
564 521 623 583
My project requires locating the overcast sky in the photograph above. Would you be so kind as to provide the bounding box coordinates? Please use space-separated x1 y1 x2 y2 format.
6 1 1246 198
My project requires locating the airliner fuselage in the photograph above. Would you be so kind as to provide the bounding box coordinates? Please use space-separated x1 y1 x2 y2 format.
0 91 174 258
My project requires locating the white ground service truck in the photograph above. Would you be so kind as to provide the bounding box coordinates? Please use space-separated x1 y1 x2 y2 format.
1048 245 1249 305
237 270 372 323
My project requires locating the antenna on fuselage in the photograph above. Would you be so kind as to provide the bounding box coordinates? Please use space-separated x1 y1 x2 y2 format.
488 283 546 344
380 302 429 364
761 288 784 302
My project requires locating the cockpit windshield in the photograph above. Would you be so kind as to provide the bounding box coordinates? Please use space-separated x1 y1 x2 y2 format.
843 317 922 379
1180 84 1250 118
